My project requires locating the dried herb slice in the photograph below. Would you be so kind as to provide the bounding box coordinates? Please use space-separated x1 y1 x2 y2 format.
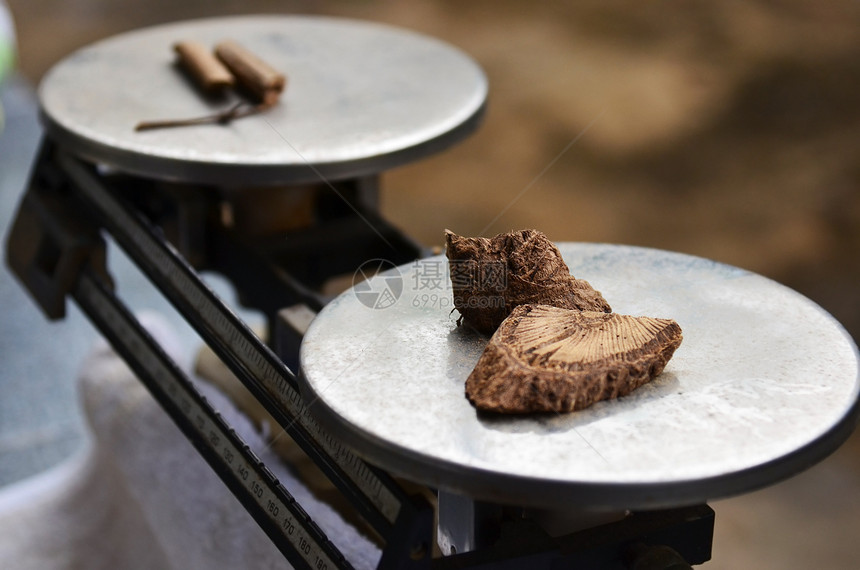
465 304 683 414
445 229 610 334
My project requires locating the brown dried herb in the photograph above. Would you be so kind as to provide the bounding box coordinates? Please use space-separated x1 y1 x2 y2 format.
445 229 611 334
135 39 285 132
465 304 683 414
174 40 235 93
134 101 269 131
214 40 286 106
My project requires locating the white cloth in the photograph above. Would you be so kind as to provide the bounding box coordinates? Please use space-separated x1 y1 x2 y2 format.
0 313 380 569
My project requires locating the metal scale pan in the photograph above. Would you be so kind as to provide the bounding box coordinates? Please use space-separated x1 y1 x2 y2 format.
37 14 487 186
299 243 860 511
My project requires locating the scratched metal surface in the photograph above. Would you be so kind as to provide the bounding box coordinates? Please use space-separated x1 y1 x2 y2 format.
299 243 860 510
37 15 487 186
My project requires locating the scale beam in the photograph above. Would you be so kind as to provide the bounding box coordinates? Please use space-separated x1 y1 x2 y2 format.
6 143 435 568
72 269 351 570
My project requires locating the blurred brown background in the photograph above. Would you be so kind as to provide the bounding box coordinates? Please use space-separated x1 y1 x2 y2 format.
5 0 860 567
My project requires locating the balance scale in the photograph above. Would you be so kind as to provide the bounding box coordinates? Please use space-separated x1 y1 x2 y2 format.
6 15 859 569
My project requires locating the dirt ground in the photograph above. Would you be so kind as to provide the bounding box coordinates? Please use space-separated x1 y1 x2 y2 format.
5 1 860 567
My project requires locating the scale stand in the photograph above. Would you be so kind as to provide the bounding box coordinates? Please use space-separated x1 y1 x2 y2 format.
7 137 713 570
14 14 855 569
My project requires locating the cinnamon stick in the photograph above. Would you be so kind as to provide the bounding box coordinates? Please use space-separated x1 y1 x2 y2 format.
215 39 286 105
173 40 235 92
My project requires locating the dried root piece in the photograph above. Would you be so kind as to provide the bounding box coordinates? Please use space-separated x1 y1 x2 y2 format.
466 304 683 414
136 39 286 131
215 40 287 105
445 229 610 334
173 41 235 93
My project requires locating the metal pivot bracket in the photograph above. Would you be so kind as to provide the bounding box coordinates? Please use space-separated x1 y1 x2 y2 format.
5 142 112 319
